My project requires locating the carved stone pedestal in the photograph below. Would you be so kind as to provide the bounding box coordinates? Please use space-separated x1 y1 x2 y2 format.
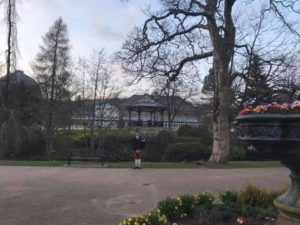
274 161 300 225
235 114 300 225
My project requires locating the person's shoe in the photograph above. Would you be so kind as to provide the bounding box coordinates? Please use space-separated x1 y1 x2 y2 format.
138 167 141 169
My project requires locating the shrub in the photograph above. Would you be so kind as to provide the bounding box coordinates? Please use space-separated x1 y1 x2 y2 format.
152 130 174 161
177 195 197 216
120 209 167 225
177 125 213 146
162 142 211 162
195 192 215 205
219 190 238 204
230 146 247 161
173 136 199 143
157 197 180 220
177 125 194 136
119 185 283 225
238 185 272 207
157 195 197 220
17 129 46 160
206 204 241 223
195 126 213 146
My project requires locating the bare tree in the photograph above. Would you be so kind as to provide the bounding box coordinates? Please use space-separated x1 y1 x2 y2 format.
95 68 120 165
75 57 89 150
153 76 199 129
88 49 106 151
0 0 19 104
118 0 300 163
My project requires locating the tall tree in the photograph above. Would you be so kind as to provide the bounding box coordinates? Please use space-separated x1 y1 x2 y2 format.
32 17 71 158
75 57 89 150
153 77 199 129
242 54 273 105
118 0 300 163
0 0 19 104
95 68 120 165
89 49 106 151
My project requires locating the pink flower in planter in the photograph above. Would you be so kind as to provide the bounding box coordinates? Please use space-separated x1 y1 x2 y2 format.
279 103 290 110
238 101 300 115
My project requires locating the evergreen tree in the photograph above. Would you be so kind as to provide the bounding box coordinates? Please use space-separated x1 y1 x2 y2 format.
32 17 71 158
243 54 273 106
202 68 215 97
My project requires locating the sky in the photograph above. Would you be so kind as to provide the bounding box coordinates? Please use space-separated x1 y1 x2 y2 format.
0 0 160 88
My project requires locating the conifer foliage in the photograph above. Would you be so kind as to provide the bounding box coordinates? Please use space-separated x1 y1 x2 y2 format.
32 17 72 158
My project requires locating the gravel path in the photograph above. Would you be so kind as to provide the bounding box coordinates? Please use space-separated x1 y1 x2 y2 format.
0 166 289 225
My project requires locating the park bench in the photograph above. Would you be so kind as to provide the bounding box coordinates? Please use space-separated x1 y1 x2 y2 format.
67 150 104 165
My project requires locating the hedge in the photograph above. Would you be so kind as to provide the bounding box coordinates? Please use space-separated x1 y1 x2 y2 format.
162 142 212 162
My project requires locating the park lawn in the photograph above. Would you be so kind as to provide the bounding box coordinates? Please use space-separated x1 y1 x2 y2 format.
0 160 66 167
108 161 283 168
203 160 283 169
0 160 283 168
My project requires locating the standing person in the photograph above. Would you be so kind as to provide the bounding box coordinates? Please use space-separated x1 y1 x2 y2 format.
132 130 143 169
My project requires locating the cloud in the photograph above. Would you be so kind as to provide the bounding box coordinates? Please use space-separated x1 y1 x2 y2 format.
94 24 124 41
120 5 143 28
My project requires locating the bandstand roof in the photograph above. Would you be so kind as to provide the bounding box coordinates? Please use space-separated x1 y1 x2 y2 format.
121 94 166 110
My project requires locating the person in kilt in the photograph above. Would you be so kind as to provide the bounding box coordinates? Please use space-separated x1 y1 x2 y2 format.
132 130 144 169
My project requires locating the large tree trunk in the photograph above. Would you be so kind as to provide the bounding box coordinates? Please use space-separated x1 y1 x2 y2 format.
209 90 231 163
45 25 60 159
209 56 232 163
207 0 236 163
5 0 13 105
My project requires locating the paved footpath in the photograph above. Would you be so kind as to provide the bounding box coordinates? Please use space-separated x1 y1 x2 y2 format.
0 166 289 225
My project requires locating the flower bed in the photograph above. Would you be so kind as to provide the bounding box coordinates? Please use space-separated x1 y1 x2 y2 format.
119 185 287 225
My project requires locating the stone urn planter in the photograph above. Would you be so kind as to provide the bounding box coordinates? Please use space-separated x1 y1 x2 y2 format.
235 114 300 225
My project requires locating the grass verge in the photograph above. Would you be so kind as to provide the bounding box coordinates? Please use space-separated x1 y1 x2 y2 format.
0 160 282 168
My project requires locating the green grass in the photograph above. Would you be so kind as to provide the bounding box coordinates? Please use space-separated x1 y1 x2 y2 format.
0 160 66 167
203 161 282 169
108 162 203 168
0 160 282 168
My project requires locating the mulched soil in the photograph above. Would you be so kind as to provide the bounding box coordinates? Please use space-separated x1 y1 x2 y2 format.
168 216 277 225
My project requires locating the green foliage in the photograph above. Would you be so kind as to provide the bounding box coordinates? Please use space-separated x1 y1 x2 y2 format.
230 146 247 161
195 192 215 205
16 129 46 160
177 125 213 145
219 190 238 204
177 125 193 136
157 197 180 220
152 130 174 161
157 195 197 220
177 195 197 215
196 203 277 224
205 204 240 223
240 205 278 220
120 209 167 225
238 185 276 207
238 185 269 207
243 54 273 105
120 185 283 225
173 136 200 143
162 142 211 162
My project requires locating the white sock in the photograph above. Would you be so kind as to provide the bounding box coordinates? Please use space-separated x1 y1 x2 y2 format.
138 159 141 167
135 159 138 167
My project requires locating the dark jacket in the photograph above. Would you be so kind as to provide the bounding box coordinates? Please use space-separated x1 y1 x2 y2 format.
132 136 142 150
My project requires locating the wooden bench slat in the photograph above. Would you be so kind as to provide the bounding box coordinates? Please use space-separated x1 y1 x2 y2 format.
67 150 104 165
